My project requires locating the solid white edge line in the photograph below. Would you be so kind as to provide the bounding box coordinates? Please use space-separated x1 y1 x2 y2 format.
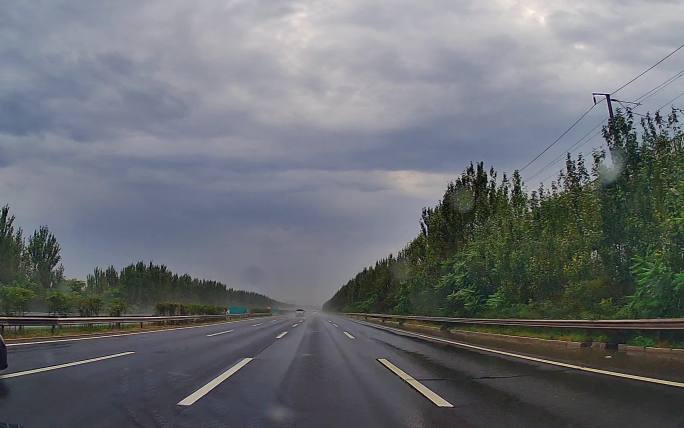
276 331 288 339
358 320 684 389
0 351 135 379
206 329 234 337
177 357 253 406
7 317 275 347
343 331 355 339
378 358 453 407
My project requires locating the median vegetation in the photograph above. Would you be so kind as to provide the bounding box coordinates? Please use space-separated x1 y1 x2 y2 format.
0 206 276 316
325 110 684 321
155 302 226 316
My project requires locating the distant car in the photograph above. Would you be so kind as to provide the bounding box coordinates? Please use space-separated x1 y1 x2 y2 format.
0 334 7 370
295 309 305 318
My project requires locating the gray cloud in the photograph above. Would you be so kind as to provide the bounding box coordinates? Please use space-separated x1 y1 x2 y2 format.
1 0 683 304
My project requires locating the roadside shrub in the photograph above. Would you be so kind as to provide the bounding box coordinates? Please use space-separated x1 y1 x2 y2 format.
46 290 71 316
76 296 103 317
627 253 684 318
155 302 225 315
0 286 36 315
155 302 179 316
628 335 657 347
108 299 127 316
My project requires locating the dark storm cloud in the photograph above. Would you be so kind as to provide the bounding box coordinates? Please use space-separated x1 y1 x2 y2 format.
0 50 189 141
1 0 683 304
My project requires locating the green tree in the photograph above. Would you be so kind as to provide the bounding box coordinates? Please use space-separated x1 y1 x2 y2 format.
0 206 24 285
325 109 684 320
75 296 103 317
627 252 684 318
26 226 62 289
108 299 127 316
0 286 36 315
64 279 86 294
46 290 72 316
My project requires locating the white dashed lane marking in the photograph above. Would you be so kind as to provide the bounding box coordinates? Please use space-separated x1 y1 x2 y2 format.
206 329 234 337
0 352 135 379
377 358 453 407
177 358 253 406
362 321 684 389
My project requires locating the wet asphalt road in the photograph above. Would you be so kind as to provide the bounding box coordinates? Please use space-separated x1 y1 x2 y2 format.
1 312 683 428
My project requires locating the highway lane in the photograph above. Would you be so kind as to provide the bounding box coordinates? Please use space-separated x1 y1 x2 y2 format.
333 315 684 427
0 312 682 427
4 316 282 373
198 313 460 427
0 316 292 426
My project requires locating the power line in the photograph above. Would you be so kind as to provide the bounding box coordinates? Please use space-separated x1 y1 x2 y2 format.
655 91 684 111
611 42 684 95
526 117 606 182
527 86 682 182
518 103 598 172
518 40 684 174
614 99 648 117
536 128 604 185
592 42 684 137
633 68 684 103
530 86 682 185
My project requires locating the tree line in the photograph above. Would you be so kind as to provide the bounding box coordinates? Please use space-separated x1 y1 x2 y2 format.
0 208 275 315
324 109 684 319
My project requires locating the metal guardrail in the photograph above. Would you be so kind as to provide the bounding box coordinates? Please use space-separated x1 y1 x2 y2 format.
0 313 268 332
345 313 684 330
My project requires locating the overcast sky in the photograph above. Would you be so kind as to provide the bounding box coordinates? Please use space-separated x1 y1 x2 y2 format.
1 1 683 305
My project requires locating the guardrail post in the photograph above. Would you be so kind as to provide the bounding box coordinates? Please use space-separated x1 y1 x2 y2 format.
604 329 625 348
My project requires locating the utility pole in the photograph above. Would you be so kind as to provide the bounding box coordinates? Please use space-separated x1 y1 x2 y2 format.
592 92 614 121
592 92 617 149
